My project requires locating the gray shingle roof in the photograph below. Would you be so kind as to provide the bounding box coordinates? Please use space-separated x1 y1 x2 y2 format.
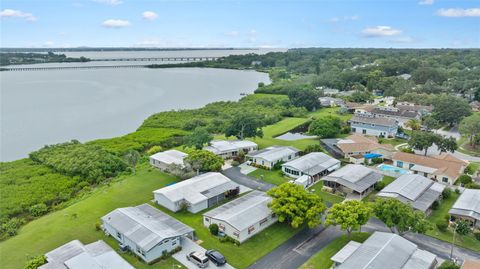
337 232 436 269
203 191 273 231
101 204 193 251
449 189 480 221
282 152 340 176
321 164 383 193
378 174 445 212
247 146 299 162
349 115 398 127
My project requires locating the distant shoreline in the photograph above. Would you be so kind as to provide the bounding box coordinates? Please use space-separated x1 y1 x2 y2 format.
0 47 261 53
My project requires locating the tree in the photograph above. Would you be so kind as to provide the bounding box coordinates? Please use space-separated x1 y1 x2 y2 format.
436 136 458 154
184 127 213 149
267 183 327 228
408 131 437 156
453 220 471 236
24 255 47 269
438 261 460 269
405 119 421 131
422 116 441 131
184 150 224 172
325 200 372 238
373 198 432 235
288 87 321 111
308 116 342 138
225 113 264 140
124 150 140 175
432 95 471 126
347 90 373 103
459 113 480 149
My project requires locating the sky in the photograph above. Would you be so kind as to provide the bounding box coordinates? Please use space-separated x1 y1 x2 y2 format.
0 0 479 48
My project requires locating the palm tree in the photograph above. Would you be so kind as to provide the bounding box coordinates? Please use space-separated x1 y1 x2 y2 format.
406 119 421 131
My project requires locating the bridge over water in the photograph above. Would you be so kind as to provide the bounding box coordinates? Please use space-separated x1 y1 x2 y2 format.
92 56 220 62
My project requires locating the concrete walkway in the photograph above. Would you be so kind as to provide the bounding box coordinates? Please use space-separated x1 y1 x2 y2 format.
173 237 235 269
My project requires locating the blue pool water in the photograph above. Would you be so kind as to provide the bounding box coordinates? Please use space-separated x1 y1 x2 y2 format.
377 164 409 175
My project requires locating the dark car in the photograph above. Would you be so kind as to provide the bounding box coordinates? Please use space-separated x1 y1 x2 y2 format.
205 249 227 266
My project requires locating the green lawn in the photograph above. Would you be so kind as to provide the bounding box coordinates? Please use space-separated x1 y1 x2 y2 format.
151 203 300 269
248 168 291 185
299 232 370 269
308 107 352 122
0 163 184 269
308 181 345 204
426 191 480 252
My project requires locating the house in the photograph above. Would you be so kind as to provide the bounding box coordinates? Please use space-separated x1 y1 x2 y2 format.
321 134 395 160
281 152 341 180
321 87 340 96
39 240 134 269
153 172 240 213
203 190 276 243
371 96 395 106
204 140 258 159
377 174 445 214
101 204 194 263
349 114 398 137
319 97 345 107
321 164 383 199
332 232 437 269
246 146 300 169
149 150 188 170
292 175 312 188
449 189 480 228
392 152 468 185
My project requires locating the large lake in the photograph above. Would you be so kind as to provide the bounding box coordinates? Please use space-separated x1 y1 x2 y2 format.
1 58 271 161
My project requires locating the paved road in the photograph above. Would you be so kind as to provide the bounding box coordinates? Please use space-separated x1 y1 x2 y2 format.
222 167 275 192
413 146 480 162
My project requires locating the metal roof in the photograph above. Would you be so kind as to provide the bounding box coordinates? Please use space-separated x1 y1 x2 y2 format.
337 232 436 269
39 240 134 269
331 241 362 264
153 172 239 204
101 204 194 251
149 150 187 165
321 164 383 193
449 189 480 221
204 140 257 154
282 152 340 176
247 146 299 162
349 115 398 127
203 191 273 231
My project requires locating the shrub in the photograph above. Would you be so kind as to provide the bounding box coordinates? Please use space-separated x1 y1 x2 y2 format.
374 181 386 191
303 144 324 154
272 161 285 170
146 145 162 155
371 158 383 164
24 255 47 269
442 188 452 199
474 231 480 241
464 164 475 175
29 203 48 217
0 218 24 239
431 200 439 210
458 174 472 185
400 147 415 153
454 188 460 194
436 221 448 232
438 261 460 269
231 161 240 167
209 224 219 235
95 221 102 231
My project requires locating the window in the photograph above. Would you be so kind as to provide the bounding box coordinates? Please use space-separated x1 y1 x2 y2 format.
233 231 239 238
352 127 356 132
259 218 268 226
409 163 414 169
219 223 225 231
172 240 177 246
204 217 209 222
396 161 404 168
442 177 449 183
248 226 255 234
362 129 367 134
116 232 122 239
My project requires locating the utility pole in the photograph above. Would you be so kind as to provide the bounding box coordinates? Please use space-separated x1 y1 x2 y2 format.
450 223 456 260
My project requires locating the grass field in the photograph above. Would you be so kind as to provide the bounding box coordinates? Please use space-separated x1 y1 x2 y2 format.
0 163 184 269
426 191 480 252
248 168 291 185
308 181 345 204
151 203 300 269
299 232 370 269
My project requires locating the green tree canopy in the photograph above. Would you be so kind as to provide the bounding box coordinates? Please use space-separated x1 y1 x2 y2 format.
267 183 327 228
287 87 321 111
184 150 224 172
432 95 471 126
459 113 480 148
184 127 213 149
225 113 264 140
408 131 438 156
325 200 372 237
308 116 342 138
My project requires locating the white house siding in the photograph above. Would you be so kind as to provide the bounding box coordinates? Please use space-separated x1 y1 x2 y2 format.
393 159 454 185
282 166 303 178
149 158 169 170
351 123 397 137
154 193 181 212
203 215 277 243
188 200 209 213
252 153 298 169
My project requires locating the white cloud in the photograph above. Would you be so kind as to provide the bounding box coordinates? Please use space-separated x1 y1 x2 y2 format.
328 15 360 23
225 31 239 37
93 0 122 6
102 19 130 28
418 0 434 5
0 9 37 21
436 8 480 17
362 26 402 37
142 11 158 21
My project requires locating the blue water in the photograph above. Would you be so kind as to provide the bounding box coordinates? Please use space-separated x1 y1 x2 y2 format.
377 164 409 175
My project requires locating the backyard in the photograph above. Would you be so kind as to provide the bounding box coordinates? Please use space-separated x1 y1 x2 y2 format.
248 167 291 185
299 232 370 269
308 181 345 205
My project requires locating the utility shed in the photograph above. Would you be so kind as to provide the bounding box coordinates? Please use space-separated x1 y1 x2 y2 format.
449 189 480 228
333 232 437 269
378 174 445 214
39 240 134 269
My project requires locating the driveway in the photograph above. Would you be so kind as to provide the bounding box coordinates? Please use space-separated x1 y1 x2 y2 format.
237 163 257 175
222 167 275 192
173 237 235 269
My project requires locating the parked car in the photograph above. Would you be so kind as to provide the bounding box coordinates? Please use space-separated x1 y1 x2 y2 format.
186 251 209 268
205 249 227 266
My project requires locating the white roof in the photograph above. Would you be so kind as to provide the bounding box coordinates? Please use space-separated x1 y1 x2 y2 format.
149 150 187 165
204 140 257 154
40 240 134 269
295 175 310 184
204 190 273 231
322 164 383 193
410 165 437 174
449 189 480 221
247 146 299 162
153 172 239 204
101 204 193 251
331 241 362 264
282 152 340 176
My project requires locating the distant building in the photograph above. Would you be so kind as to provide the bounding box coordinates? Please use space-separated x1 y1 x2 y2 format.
246 146 300 169
449 189 480 228
398 73 412 80
319 97 345 107
319 87 340 96
203 190 276 243
281 152 340 180
321 164 383 199
149 150 188 170
332 232 437 269
392 152 468 185
204 140 258 159
377 174 445 214
101 204 194 263
321 134 395 160
153 172 240 213
349 114 399 137
39 240 134 269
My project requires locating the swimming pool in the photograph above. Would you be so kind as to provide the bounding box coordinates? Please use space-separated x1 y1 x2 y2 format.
377 164 410 175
